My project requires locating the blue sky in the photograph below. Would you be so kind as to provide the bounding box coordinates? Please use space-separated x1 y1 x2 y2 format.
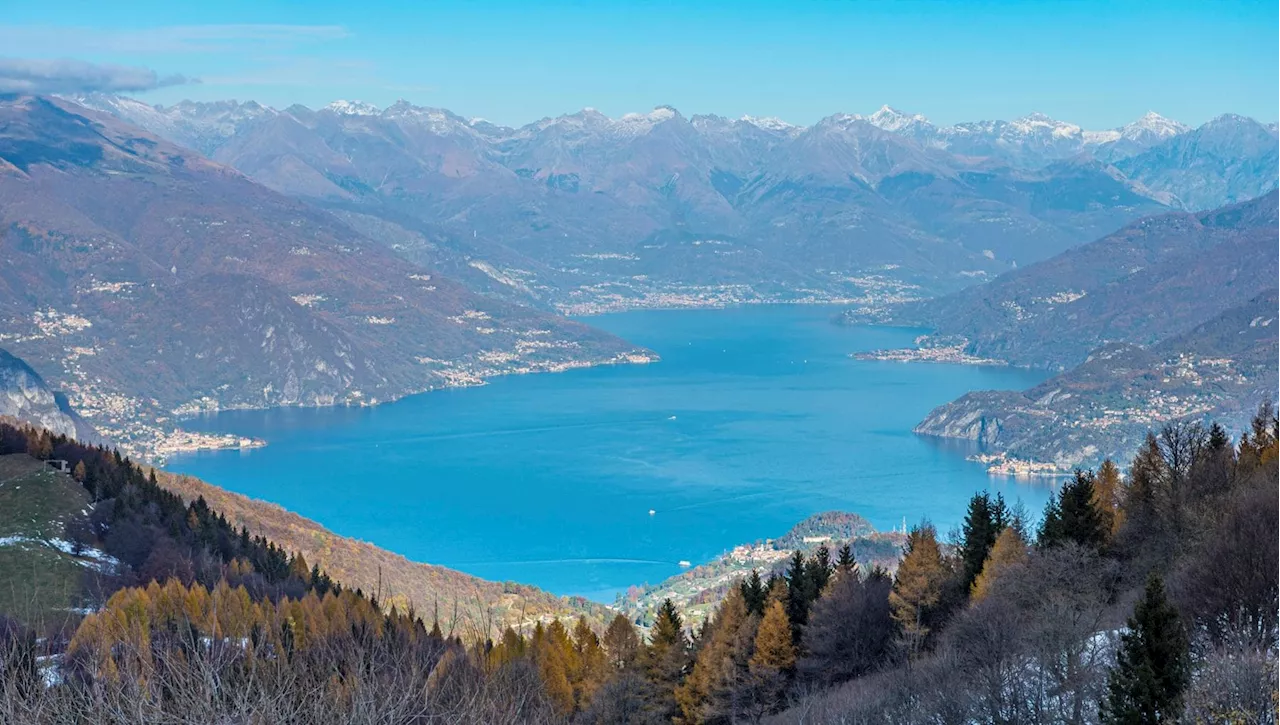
1 0 1276 128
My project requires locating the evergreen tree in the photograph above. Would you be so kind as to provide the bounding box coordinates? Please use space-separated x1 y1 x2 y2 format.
807 544 833 594
642 599 689 722
784 550 815 644
1039 470 1107 549
740 569 767 617
1101 576 1191 724
958 492 1008 591
835 544 856 575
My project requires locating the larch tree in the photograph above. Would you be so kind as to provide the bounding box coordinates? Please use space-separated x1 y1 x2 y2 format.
1091 459 1125 540
969 526 1028 603
889 523 951 654
748 600 795 718
676 588 750 724
603 613 640 670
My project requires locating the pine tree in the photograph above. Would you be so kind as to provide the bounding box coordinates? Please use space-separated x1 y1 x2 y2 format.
1040 470 1107 549
1100 576 1191 724
835 544 856 575
643 599 689 722
807 544 833 594
785 550 816 643
740 569 767 616
958 492 1008 591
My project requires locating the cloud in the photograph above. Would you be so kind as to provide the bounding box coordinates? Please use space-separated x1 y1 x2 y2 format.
0 57 197 94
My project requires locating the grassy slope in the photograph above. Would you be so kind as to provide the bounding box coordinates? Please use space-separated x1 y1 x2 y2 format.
153 469 613 638
0 455 92 627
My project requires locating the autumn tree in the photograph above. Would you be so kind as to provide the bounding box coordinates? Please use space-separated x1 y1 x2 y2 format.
534 619 576 715
1091 459 1125 540
969 526 1027 603
1101 576 1190 724
603 613 641 670
889 523 952 654
572 616 610 709
747 600 795 718
676 588 752 724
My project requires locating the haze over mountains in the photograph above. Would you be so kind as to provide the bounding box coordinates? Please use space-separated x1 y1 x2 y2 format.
72 93 1278 312
0 91 1276 464
0 95 649 452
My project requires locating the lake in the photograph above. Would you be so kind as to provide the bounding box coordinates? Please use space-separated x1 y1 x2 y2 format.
169 306 1052 601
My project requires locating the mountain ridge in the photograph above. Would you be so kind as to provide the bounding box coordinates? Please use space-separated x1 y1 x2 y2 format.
0 95 652 457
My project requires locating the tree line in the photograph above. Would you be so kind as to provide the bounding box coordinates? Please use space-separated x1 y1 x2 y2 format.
1 404 1276 723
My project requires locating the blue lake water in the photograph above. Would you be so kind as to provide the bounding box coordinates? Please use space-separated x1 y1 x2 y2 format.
168 306 1053 601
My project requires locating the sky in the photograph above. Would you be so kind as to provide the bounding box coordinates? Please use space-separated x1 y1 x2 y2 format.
0 0 1276 129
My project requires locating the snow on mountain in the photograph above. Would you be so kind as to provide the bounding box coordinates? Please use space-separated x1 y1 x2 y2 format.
66 93 276 156
1008 112 1084 139
325 100 380 116
865 105 933 133
739 115 800 133
1121 111 1189 141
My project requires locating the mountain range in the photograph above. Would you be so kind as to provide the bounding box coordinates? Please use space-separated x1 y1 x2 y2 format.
0 95 650 454
70 93 1277 312
2 91 1276 463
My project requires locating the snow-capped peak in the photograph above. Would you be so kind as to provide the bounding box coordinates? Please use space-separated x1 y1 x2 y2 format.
1011 112 1081 138
866 105 930 132
325 100 380 116
740 115 798 132
1122 111 1188 139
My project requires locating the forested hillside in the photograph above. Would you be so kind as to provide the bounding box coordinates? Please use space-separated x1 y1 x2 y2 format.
2 405 1274 723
